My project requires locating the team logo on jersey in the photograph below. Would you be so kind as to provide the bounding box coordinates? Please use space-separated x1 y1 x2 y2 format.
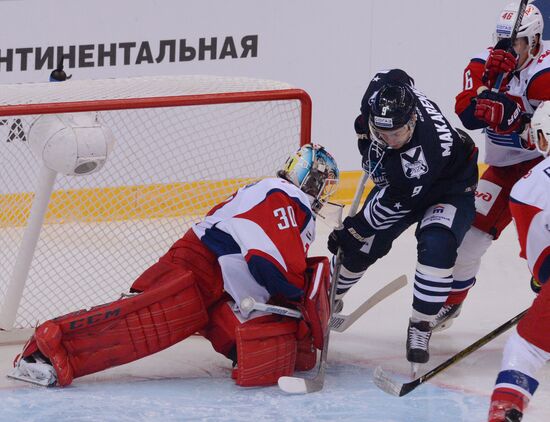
400 146 429 179
544 167 550 179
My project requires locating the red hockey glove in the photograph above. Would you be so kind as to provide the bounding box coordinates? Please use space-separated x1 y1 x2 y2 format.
474 91 523 134
482 39 517 91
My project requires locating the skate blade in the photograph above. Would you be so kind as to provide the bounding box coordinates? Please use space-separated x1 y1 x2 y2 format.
432 319 454 333
410 363 421 379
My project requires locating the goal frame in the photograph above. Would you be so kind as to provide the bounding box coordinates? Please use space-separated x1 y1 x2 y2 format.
0 80 312 343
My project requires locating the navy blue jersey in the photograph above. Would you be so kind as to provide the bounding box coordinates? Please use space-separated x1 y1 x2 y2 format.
354 69 478 234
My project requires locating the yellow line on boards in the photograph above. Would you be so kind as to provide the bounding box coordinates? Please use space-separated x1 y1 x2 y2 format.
0 165 488 227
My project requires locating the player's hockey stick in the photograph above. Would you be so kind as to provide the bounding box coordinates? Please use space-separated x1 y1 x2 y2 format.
493 0 528 91
278 172 370 394
241 274 406 331
329 274 407 332
277 250 343 394
373 308 528 397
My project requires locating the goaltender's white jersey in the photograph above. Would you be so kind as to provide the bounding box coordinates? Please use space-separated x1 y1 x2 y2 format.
193 177 315 310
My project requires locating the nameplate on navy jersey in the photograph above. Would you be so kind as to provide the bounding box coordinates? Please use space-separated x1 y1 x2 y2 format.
420 204 457 229
400 146 429 179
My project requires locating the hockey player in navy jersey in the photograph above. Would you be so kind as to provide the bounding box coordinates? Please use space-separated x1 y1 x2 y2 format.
10 143 339 388
327 69 479 370
487 101 550 422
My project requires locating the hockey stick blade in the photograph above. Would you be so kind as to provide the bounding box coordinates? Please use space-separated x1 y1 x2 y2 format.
372 366 410 397
373 309 528 397
330 275 407 332
278 361 327 394
278 374 324 394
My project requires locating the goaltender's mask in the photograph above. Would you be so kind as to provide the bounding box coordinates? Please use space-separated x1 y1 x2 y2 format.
277 144 339 213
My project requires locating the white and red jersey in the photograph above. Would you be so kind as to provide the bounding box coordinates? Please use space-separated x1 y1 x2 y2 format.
456 40 550 166
192 177 315 307
509 156 550 281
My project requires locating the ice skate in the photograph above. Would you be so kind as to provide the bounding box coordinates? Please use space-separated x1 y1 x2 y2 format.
488 400 524 422
431 303 462 332
406 319 432 376
8 352 57 387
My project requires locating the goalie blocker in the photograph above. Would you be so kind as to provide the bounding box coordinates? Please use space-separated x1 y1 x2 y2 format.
12 230 331 388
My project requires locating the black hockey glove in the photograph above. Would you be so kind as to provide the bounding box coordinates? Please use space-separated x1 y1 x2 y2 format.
474 90 524 134
327 215 371 256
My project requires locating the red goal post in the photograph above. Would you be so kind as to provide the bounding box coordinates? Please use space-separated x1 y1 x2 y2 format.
0 75 311 341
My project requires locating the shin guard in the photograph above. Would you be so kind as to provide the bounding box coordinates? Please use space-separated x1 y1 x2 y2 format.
233 318 298 386
27 269 208 386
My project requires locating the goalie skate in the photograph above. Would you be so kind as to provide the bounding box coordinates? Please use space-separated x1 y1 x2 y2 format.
8 354 57 387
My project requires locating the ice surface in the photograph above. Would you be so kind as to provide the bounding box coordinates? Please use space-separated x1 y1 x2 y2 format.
1 222 548 421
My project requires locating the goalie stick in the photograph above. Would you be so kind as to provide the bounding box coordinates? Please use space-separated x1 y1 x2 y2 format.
241 274 406 333
373 308 528 397
329 274 407 332
239 297 303 319
278 172 370 394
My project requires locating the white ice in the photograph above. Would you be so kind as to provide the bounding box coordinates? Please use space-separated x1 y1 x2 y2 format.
0 221 548 422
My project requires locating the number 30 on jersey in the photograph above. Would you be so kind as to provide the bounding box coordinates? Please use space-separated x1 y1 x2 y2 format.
274 206 298 230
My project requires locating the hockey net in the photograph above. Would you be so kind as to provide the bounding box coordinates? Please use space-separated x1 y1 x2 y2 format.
0 75 310 339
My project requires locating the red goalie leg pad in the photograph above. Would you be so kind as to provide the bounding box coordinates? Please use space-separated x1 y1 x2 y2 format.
133 229 224 306
202 300 317 373
299 256 331 350
295 334 316 371
33 269 208 386
17 335 39 363
233 318 298 386
35 322 73 386
201 298 242 358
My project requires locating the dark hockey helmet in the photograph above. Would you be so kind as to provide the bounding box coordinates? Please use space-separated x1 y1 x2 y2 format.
369 82 417 131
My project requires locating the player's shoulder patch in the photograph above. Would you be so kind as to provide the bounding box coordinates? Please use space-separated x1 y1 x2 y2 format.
400 146 429 179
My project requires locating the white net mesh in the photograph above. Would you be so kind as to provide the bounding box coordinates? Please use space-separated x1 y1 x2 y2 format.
0 75 308 329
